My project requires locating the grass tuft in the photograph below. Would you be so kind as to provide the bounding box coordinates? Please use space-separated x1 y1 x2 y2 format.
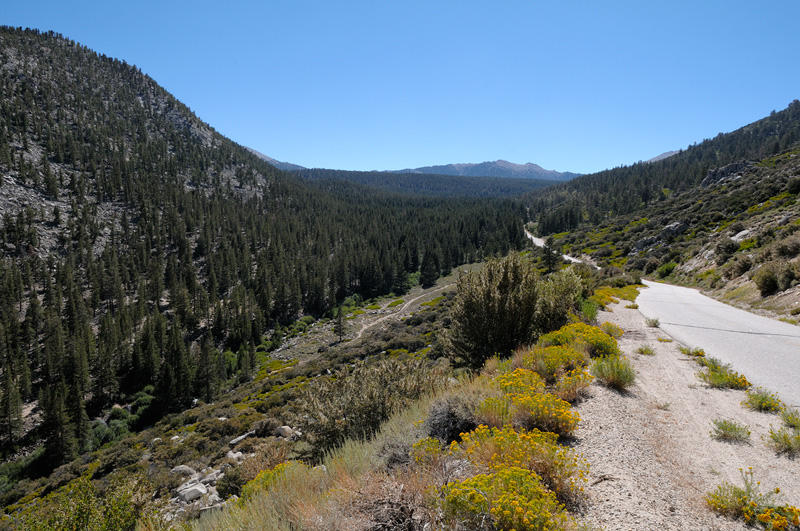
709 419 750 442
590 356 635 391
636 345 655 356
645 317 660 327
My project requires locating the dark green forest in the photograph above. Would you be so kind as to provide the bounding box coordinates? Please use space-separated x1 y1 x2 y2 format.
531 100 800 235
0 27 528 469
293 167 556 197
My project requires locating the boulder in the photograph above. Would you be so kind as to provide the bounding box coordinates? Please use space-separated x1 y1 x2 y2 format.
274 426 294 438
660 222 687 238
170 465 197 477
177 482 207 503
228 430 255 447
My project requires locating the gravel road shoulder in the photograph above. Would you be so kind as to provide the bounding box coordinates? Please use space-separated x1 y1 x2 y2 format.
575 301 800 530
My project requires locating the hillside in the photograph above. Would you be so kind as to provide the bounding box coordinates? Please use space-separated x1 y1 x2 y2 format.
541 147 800 320
529 100 800 234
0 25 529 509
396 159 580 181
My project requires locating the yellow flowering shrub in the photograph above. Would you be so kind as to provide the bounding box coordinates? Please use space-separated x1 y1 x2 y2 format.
494 368 546 394
521 345 589 384
510 391 581 437
453 425 588 505
239 461 304 503
600 321 624 338
553 367 594 403
539 322 620 358
411 436 443 466
441 467 573 530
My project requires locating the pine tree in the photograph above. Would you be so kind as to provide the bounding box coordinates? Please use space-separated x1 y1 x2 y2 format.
0 365 22 449
334 306 346 343
420 248 440 288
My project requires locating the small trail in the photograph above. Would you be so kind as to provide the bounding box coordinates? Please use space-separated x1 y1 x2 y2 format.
354 282 454 340
524 229 600 269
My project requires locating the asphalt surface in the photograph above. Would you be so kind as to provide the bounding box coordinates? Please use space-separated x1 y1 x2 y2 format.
637 280 800 408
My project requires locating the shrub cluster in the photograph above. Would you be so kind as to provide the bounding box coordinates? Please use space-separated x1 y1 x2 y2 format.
294 358 445 462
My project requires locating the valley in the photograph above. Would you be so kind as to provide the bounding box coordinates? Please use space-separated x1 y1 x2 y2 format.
1 25 800 531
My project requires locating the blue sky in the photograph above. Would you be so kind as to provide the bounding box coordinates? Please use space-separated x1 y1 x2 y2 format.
3 1 799 174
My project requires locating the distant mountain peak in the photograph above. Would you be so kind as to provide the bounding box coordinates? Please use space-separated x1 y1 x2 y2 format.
394 160 579 181
246 147 305 171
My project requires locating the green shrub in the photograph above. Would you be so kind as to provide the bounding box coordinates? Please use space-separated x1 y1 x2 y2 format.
636 345 655 356
656 262 677 278
591 356 635 391
579 299 598 323
294 358 445 462
710 419 750 442
753 265 779 296
768 427 800 457
444 254 582 369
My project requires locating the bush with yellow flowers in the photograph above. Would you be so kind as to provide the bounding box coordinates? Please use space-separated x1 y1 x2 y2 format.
539 322 621 358
441 467 574 531
452 425 588 506
520 345 589 384
706 468 800 530
239 461 306 504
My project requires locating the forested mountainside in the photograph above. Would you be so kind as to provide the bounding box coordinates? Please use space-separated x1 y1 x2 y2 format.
292 167 556 197
531 100 800 234
0 26 527 470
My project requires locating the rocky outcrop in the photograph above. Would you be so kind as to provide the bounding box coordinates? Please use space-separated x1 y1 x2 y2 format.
700 161 755 188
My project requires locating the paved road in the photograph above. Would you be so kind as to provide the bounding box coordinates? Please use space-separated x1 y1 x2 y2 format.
637 280 800 408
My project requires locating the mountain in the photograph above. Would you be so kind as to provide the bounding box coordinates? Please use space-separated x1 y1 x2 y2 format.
395 159 580 181
245 147 305 171
292 167 558 198
646 150 679 163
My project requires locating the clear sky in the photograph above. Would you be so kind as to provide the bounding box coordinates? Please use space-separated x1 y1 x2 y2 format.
2 1 799 174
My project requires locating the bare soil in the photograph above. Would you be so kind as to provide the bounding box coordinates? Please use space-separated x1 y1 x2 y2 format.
576 301 800 530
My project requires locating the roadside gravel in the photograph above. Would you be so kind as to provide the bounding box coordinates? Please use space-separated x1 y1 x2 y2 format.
575 301 800 530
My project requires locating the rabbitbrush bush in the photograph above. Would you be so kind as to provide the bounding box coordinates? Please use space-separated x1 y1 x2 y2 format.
697 358 751 390
539 322 621 358
742 387 784 413
441 467 574 531
452 425 588 506
519 344 589 384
